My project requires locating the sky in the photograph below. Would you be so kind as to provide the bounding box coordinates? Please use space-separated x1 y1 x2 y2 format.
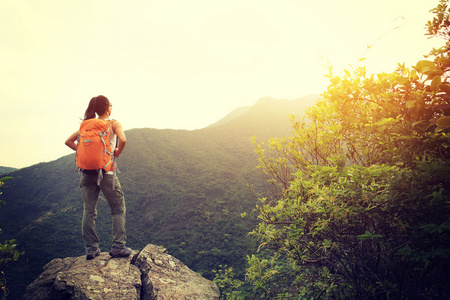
0 0 445 169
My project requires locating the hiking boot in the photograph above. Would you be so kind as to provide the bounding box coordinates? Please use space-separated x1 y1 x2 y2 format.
109 246 132 258
86 248 100 260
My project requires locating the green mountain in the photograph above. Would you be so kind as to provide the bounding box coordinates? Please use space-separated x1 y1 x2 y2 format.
207 106 250 127
0 95 318 298
0 166 17 175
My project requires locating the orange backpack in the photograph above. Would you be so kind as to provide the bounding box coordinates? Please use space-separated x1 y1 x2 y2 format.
76 119 116 173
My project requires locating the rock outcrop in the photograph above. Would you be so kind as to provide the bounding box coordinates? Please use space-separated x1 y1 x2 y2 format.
22 244 220 300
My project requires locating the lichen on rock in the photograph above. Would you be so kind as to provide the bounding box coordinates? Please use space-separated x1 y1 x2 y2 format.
22 244 220 300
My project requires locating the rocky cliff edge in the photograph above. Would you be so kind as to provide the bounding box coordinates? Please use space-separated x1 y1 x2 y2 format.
22 244 220 300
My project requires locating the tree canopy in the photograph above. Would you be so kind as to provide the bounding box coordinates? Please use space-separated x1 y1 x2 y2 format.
225 1 450 299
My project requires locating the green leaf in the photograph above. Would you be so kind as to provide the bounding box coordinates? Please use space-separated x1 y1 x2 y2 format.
406 100 415 108
439 83 450 95
415 60 436 75
396 245 413 256
436 116 450 128
437 56 450 67
0 177 12 183
357 231 382 241
435 103 450 115
431 75 442 92
374 117 396 126
344 69 351 77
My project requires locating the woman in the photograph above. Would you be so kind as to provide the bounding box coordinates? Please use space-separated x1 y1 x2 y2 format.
65 95 131 260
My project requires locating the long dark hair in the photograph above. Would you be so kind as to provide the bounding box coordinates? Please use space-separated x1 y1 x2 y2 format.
84 95 110 120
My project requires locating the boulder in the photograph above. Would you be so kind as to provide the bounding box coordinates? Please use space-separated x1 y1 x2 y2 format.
22 244 220 300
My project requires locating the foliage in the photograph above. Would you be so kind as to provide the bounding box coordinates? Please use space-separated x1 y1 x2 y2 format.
0 177 24 300
239 1 450 299
0 169 16 177
248 163 450 298
213 265 246 299
427 0 450 43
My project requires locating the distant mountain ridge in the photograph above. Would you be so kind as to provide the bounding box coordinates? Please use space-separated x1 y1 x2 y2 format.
0 166 17 175
0 95 319 299
209 95 318 131
207 106 250 128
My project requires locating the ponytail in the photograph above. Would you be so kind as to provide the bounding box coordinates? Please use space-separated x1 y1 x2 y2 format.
84 97 98 120
83 95 110 120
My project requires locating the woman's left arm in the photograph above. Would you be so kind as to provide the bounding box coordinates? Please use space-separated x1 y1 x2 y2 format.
112 121 127 157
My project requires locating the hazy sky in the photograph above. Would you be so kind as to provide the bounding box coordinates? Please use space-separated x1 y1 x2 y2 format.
0 0 444 169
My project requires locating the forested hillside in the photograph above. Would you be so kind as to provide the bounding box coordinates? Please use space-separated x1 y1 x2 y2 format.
0 167 16 175
0 95 317 299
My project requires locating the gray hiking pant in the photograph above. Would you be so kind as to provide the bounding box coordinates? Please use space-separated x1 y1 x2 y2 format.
80 173 127 252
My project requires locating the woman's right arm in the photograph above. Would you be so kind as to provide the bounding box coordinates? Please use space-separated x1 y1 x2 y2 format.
65 131 79 151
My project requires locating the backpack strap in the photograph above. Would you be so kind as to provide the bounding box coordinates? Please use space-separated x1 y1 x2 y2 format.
97 169 103 186
106 119 118 190
112 136 118 190
98 120 116 172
